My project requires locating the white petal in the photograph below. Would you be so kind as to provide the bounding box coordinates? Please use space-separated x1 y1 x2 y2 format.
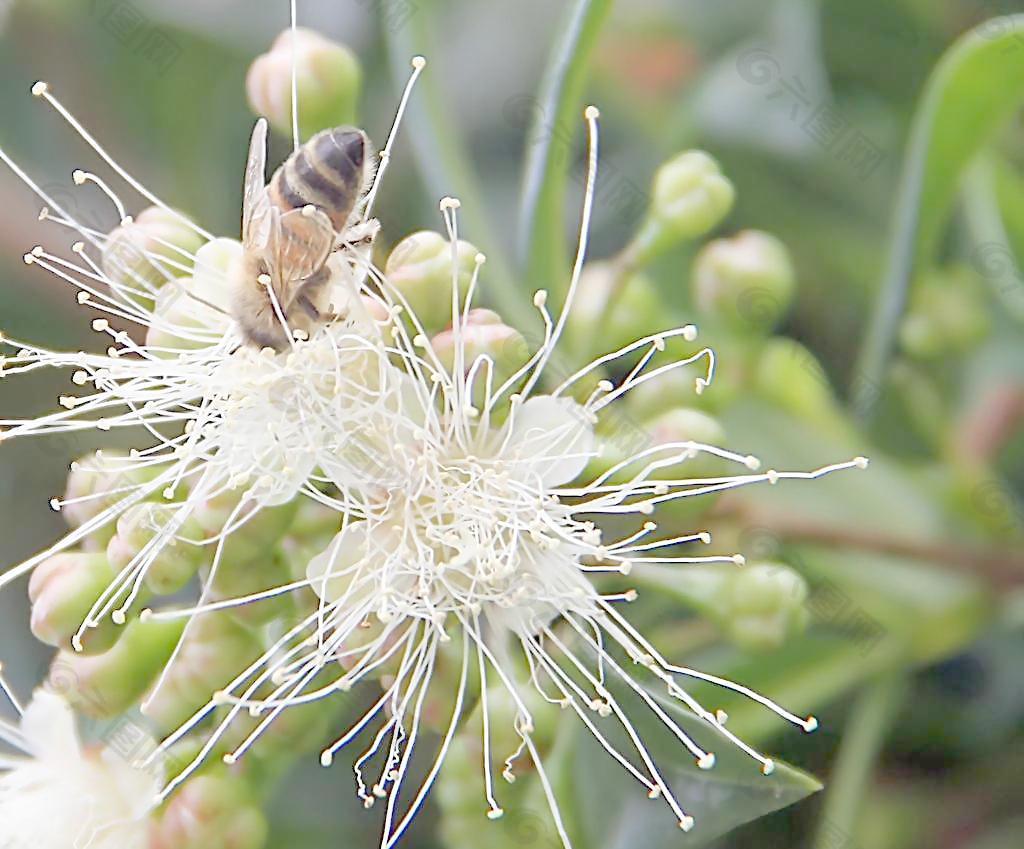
19 690 81 764
306 523 372 602
507 396 595 486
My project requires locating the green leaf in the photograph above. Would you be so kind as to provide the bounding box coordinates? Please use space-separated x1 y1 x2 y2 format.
516 0 614 298
854 15 1024 416
570 680 822 848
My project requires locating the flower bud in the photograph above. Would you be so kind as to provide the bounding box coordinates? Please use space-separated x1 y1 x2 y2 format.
568 262 662 357
247 28 361 140
49 618 184 718
431 309 530 399
384 231 480 333
193 496 298 570
752 337 847 434
634 151 734 261
718 561 809 652
143 615 263 734
150 773 268 849
28 552 119 654
63 449 150 534
693 230 795 332
103 206 204 296
107 504 206 596
899 266 989 359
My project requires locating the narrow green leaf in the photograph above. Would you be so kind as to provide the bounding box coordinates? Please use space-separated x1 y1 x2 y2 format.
383 4 531 328
854 15 1024 417
516 0 614 298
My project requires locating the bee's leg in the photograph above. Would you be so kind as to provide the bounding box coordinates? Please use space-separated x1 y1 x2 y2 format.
295 294 322 320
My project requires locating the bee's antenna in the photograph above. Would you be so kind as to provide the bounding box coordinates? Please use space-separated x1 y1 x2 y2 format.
362 56 427 222
290 0 301 152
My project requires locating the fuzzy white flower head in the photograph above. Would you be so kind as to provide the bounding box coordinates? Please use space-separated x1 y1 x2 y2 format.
0 71 423 643
0 684 158 849
151 108 867 846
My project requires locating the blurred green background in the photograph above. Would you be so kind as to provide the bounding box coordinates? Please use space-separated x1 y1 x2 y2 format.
2 1 1024 848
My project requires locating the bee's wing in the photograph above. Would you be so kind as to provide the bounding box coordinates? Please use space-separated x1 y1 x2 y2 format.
277 207 336 286
242 118 273 248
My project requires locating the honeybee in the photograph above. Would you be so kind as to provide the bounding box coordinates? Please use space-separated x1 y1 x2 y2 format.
233 118 379 350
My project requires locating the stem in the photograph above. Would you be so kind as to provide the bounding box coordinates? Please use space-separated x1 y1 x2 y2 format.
382 3 532 328
715 500 1024 588
516 0 614 299
811 672 907 849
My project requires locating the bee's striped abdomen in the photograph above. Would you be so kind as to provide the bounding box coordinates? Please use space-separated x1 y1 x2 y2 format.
268 127 367 230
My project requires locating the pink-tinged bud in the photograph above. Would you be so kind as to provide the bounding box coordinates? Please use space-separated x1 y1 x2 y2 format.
150 774 268 849
693 230 795 333
28 552 119 654
385 231 481 333
430 309 529 393
49 618 184 718
63 449 152 534
247 28 362 140
103 206 204 295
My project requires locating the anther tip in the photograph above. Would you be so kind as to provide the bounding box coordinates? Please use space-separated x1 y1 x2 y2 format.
854 456 869 469
698 753 716 770
745 455 761 470
732 554 745 566
762 759 775 775
31 81 49 97
683 324 698 341
72 169 86 185
584 105 600 120
412 55 427 70
486 807 504 820
111 610 126 625
803 716 819 733
679 816 695 832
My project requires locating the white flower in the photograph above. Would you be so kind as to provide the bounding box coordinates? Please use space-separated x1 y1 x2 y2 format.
0 688 158 849
151 109 867 847
0 81 401 650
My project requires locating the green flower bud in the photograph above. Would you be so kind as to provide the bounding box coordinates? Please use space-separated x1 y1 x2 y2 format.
29 552 121 654
431 309 530 406
143 615 263 734
751 337 848 434
107 504 207 596
247 28 361 140
633 151 735 262
568 262 662 357
49 619 184 718
717 561 809 653
384 231 481 333
899 266 989 359
193 495 298 570
151 773 268 849
693 230 795 333
103 206 205 296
